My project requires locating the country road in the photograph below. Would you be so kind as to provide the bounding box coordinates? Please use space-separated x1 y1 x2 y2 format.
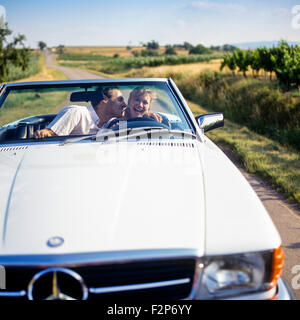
44 50 105 80
45 51 300 300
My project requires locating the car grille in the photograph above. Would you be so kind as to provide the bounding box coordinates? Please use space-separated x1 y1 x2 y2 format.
0 259 196 300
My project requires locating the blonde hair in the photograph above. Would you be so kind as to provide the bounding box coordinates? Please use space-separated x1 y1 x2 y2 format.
124 87 156 119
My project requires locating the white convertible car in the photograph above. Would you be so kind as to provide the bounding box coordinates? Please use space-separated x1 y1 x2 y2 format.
0 78 294 300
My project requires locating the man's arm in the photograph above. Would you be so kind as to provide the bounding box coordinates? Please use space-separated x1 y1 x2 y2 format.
34 128 57 139
33 106 80 139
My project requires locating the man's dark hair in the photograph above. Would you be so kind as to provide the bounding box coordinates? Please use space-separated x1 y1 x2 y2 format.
91 86 119 107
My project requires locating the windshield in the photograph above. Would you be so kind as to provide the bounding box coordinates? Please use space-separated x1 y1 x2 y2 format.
0 81 195 143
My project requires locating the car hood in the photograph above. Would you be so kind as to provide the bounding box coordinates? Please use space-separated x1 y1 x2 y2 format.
0 139 280 256
0 141 205 255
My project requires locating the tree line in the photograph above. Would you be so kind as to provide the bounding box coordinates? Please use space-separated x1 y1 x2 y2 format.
220 41 300 90
129 41 236 57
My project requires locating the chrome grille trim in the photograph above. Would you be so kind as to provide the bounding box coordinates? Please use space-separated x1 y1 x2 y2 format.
0 248 201 266
89 278 190 294
0 250 198 299
0 290 26 297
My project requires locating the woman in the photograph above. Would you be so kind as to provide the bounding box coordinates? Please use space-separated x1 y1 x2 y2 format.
104 87 162 128
123 87 158 120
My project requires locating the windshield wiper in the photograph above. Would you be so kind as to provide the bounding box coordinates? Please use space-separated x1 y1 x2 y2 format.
59 127 197 146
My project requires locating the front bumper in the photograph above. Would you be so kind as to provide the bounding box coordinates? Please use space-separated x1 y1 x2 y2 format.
276 278 295 300
219 278 294 300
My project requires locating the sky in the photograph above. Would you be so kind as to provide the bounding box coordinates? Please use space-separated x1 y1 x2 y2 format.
1 0 300 48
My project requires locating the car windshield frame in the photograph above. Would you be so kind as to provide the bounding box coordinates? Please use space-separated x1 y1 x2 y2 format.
0 78 199 144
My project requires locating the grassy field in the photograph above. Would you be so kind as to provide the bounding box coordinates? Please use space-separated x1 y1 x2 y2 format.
11 53 68 83
58 52 223 75
6 54 67 83
1 54 68 126
57 46 189 57
0 91 68 126
124 59 222 77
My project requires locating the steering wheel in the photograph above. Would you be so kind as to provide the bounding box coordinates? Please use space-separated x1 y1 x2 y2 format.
105 118 122 129
106 116 170 130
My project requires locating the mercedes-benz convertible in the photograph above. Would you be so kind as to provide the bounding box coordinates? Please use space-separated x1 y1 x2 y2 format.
0 78 293 300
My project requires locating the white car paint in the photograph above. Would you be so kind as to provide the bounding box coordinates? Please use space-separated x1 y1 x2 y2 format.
0 137 280 256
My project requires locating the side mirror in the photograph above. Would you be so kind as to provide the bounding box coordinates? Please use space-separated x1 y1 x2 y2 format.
195 113 224 133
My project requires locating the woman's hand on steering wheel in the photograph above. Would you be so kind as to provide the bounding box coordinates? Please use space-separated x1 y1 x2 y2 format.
147 112 162 123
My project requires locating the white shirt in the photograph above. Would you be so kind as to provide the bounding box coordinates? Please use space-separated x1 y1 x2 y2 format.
47 105 100 136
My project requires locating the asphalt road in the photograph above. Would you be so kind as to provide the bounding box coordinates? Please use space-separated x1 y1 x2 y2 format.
44 50 105 80
45 51 300 300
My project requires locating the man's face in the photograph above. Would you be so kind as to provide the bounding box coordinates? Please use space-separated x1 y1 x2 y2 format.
107 89 127 117
128 93 151 118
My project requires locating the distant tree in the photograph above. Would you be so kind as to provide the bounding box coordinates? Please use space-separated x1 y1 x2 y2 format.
113 53 119 58
232 48 252 77
172 43 183 48
164 45 177 55
220 53 236 75
146 40 159 50
183 42 194 50
38 41 47 51
248 49 261 77
273 41 300 90
57 45 65 54
131 50 140 57
222 44 237 52
141 49 159 57
257 47 276 80
126 41 132 50
0 23 30 81
189 44 211 55
210 45 221 51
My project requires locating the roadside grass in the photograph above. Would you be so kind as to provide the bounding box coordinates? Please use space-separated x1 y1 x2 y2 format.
124 59 222 78
188 100 300 204
12 53 68 82
57 52 223 75
0 91 68 126
1 53 40 83
59 59 221 78
0 53 68 126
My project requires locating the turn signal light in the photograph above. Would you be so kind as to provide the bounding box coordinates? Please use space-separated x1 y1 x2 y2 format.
269 246 284 289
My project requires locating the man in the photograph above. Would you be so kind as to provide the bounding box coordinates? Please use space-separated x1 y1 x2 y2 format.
34 87 127 139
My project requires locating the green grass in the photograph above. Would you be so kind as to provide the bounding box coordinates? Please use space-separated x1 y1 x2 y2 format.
59 53 110 61
2 53 40 83
188 100 300 204
0 91 68 126
57 53 223 74
181 72 300 151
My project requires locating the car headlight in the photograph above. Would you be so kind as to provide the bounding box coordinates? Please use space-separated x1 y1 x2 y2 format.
194 247 284 299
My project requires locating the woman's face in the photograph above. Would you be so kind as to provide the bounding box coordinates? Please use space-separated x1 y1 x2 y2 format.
128 93 151 118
